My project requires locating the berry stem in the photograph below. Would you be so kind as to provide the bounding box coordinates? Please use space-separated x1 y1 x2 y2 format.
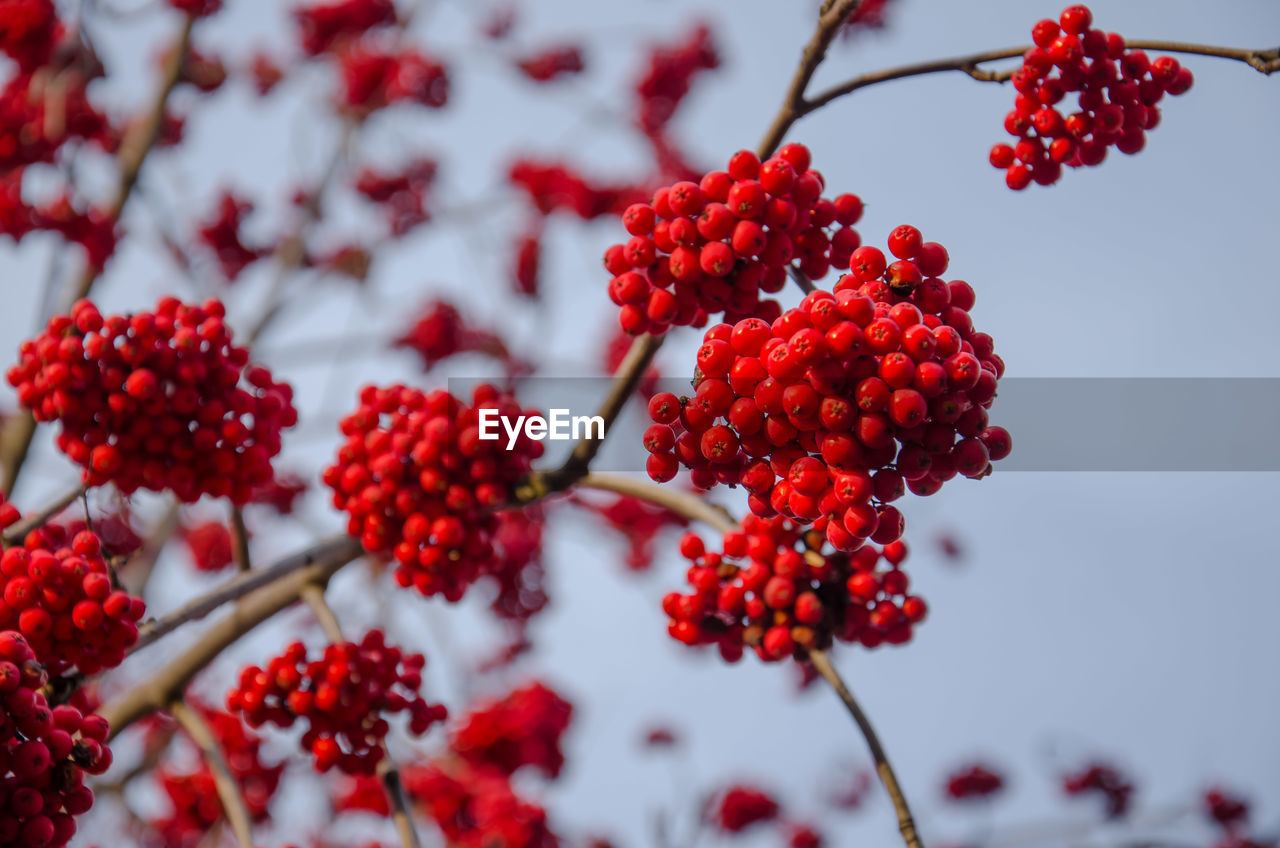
99 535 363 740
0 485 85 547
230 506 251 572
300 584 424 848
518 333 665 499
756 0 865 159
804 41 1280 115
0 15 196 499
168 699 255 848
808 649 924 848
580 473 737 535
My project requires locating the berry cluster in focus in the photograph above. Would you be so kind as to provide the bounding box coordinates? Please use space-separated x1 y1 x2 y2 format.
663 518 926 662
990 4 1193 189
323 383 544 600
1 523 145 676
645 227 1009 552
7 298 298 503
226 630 447 775
0 631 110 847
606 143 864 335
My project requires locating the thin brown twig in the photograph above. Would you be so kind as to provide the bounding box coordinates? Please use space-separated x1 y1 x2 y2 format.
808 649 923 848
100 536 363 740
168 699 255 848
131 534 357 652
1 485 85 546
757 0 863 159
804 41 1280 115
0 15 196 499
515 333 664 501
579 473 737 535
230 506 251 572
300 584 423 848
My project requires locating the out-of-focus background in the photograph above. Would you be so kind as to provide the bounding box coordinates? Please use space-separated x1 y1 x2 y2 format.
2 0 1278 845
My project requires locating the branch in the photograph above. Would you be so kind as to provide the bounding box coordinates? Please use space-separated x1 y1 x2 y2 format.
300 584 423 848
515 333 664 501
579 473 737 535
168 699 254 848
0 14 196 499
1 485 85 546
132 534 359 652
230 506 251 572
100 536 363 740
808 649 923 848
804 41 1280 115
757 0 863 158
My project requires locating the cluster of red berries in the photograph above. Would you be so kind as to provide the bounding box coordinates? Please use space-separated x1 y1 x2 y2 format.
516 45 585 83
226 630 447 775
392 300 508 373
323 383 544 600
295 0 395 56
663 518 926 662
1 523 145 676
990 4 1193 189
1062 762 1133 819
354 156 437 237
0 0 60 73
404 760 559 848
337 46 449 113
168 0 221 17
645 229 1009 551
195 190 270 281
606 143 865 336
712 785 779 832
7 297 298 503
945 763 1005 801
0 631 110 847
449 682 573 779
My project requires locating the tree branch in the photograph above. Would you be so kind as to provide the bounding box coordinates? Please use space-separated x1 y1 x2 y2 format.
1 485 84 546
757 0 863 159
100 536 362 740
808 649 923 848
579 473 737 535
804 41 1280 115
131 534 359 652
230 506 251 572
168 699 255 848
515 333 664 501
0 14 196 499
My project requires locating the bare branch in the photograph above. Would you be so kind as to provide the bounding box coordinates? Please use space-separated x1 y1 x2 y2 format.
230 506 251 572
757 0 863 158
1 485 85 546
100 536 362 739
168 699 255 848
1 14 197 498
808 649 923 848
132 534 359 652
579 473 738 535
804 41 1280 116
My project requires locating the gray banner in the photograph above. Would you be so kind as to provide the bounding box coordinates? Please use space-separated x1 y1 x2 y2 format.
447 377 1280 472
